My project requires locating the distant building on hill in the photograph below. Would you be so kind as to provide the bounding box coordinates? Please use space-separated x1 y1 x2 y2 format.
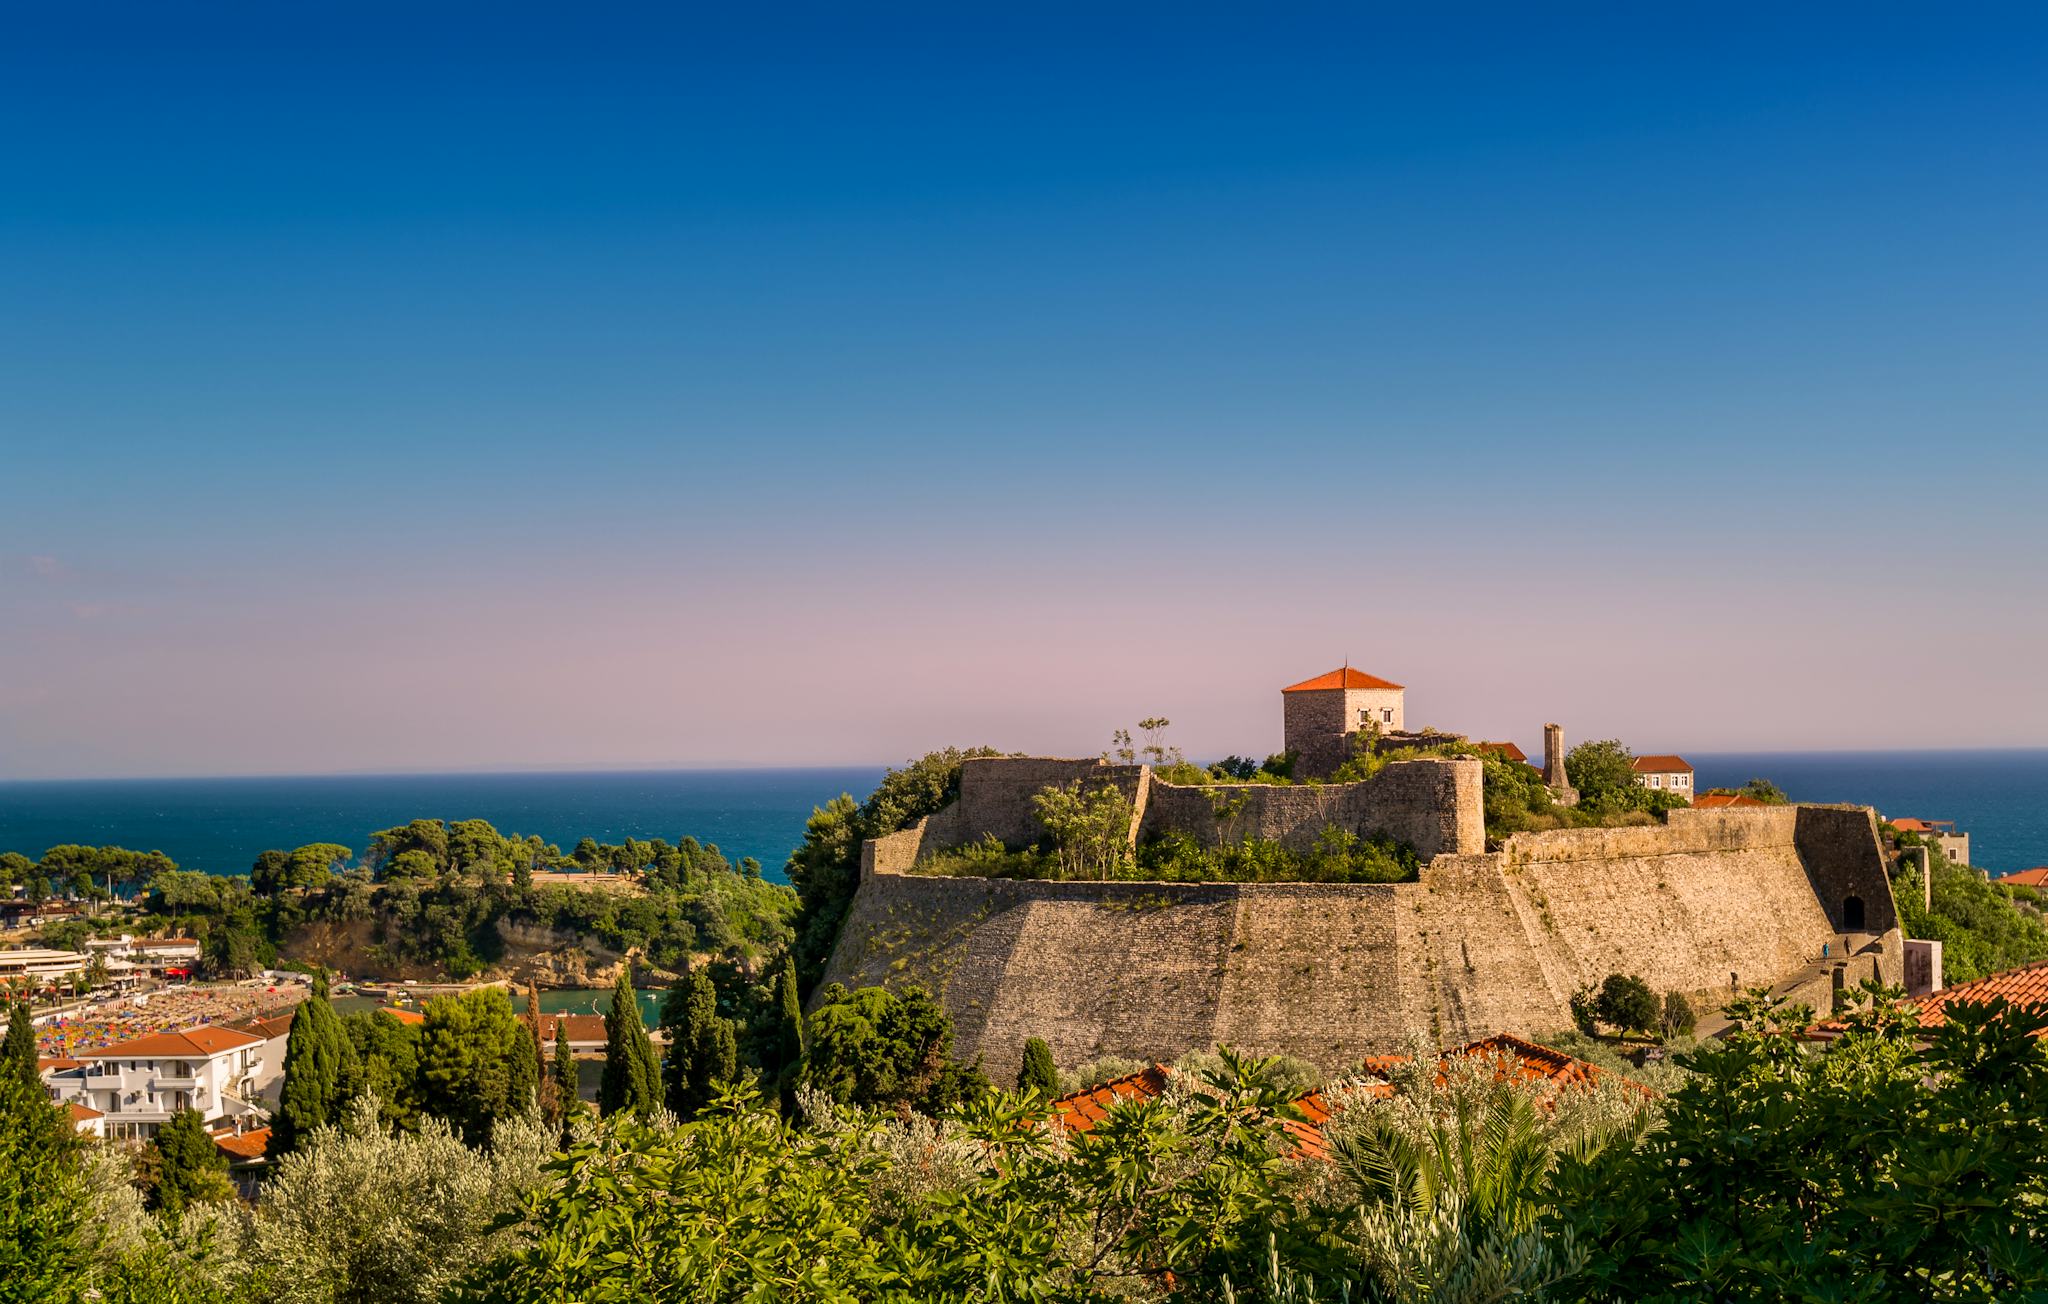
1631 755 1694 804
1474 741 1528 765
1997 867 2048 889
1889 817 1970 867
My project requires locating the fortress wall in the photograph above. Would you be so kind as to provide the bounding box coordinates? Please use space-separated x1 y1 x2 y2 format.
1138 757 1483 859
946 757 1147 852
824 803 1899 1080
1793 805 1901 935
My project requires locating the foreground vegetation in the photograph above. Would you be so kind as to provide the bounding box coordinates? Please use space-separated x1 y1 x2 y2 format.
7 979 2045 1303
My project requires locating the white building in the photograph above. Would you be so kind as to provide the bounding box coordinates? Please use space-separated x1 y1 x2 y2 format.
47 1026 271 1141
0 947 87 985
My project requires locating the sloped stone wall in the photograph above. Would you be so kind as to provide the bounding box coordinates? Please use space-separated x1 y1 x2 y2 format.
821 805 1904 1081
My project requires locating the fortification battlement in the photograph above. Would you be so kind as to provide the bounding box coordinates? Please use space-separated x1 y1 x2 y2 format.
829 779 1906 1079
858 753 1485 884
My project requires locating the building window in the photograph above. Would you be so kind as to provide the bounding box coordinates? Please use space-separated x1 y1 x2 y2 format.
1650 775 1664 788
1358 709 1369 725
1381 708 1394 724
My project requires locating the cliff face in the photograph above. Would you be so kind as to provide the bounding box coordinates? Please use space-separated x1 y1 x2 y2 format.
820 805 1905 1081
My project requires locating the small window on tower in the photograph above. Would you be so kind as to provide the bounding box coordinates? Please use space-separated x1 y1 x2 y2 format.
1359 708 1369 725
1382 708 1394 723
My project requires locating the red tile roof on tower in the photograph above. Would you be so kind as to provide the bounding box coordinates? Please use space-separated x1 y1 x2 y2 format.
1475 742 1528 764
80 1026 263 1059
1282 667 1404 693
1998 868 2048 889
1630 755 1693 774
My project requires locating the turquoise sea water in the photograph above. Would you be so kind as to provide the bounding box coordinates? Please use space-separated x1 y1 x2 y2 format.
0 752 2043 881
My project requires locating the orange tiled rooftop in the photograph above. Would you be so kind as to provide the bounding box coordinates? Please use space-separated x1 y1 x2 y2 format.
1281 667 1404 693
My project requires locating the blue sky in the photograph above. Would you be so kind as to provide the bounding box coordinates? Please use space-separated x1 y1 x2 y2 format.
3 4 2046 778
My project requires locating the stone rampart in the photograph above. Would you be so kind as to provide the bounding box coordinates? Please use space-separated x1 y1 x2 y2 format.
821 803 1905 1081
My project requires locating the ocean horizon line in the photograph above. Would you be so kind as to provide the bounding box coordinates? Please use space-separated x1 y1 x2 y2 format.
5 744 2048 788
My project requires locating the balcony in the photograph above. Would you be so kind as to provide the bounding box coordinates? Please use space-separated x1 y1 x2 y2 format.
152 1075 200 1090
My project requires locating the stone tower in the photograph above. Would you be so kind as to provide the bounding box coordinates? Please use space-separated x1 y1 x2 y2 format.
1282 667 1405 779
1543 723 1578 806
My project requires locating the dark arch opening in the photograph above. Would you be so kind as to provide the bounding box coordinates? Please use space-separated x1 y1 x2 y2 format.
1843 895 1866 931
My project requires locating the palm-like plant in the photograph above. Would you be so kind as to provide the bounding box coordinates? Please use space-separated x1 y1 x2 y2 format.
1331 1091 1550 1235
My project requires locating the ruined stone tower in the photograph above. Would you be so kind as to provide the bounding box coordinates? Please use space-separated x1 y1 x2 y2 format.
1543 723 1579 805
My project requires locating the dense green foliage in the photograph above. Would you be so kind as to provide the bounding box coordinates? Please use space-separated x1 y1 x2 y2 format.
1592 974 1660 1037
1 1000 79 1303
799 983 990 1114
916 823 1419 884
416 988 532 1144
659 968 736 1118
146 1109 233 1215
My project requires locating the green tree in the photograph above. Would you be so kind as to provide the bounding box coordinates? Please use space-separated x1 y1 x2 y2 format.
273 977 354 1156
550 1023 578 1131
1017 1037 1059 1095
414 988 527 1144
0 1000 79 1302
1032 780 1135 879
772 958 805 1087
251 849 292 898
800 983 988 1113
147 1108 233 1216
1593 974 1660 1037
1660 991 1696 1039
339 1008 421 1131
599 971 662 1119
288 842 352 891
1564 739 1640 806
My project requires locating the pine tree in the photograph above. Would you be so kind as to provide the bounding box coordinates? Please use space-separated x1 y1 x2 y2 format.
272 974 352 1155
1017 1037 1059 1096
599 970 662 1118
414 988 526 1143
148 1107 231 1215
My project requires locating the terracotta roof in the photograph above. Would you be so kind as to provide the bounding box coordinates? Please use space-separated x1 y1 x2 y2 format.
1889 817 1955 834
67 1101 102 1122
1695 793 1766 809
213 1127 271 1160
81 1026 262 1059
1048 1036 1646 1160
1998 868 2048 889
1050 1065 1173 1131
1282 667 1404 694
539 1013 608 1043
38 1056 82 1073
226 1011 297 1042
1475 742 1528 764
379 1007 425 1026
1892 959 2048 1033
1631 755 1692 774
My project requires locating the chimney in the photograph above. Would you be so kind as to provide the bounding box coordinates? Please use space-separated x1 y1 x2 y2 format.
1543 723 1568 789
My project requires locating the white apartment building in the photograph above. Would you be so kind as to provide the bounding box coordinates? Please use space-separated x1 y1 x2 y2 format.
49 1026 270 1141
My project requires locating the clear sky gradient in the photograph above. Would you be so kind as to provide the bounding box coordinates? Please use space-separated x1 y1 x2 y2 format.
4 4 2046 779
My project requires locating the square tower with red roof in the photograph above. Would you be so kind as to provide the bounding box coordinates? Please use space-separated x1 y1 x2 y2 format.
1281 666 1405 778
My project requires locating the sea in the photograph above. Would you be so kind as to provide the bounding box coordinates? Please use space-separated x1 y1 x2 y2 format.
0 751 2043 882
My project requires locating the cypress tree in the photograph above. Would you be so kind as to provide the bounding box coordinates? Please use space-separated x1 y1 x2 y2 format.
661 969 715 1110
551 1018 578 1128
272 974 351 1155
523 985 551 1120
3 1000 36 1083
1017 1037 1059 1096
599 970 661 1118
0 1000 80 1298
506 986 540 1114
775 959 805 1071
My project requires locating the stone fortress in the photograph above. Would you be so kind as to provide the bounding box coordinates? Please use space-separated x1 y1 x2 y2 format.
820 668 1911 1080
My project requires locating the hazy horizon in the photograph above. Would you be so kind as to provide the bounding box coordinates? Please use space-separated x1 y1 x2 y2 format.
6 5 2047 780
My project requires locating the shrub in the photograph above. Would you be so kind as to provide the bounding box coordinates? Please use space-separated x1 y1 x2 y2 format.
1017 1038 1059 1095
1661 991 1697 1039
1594 974 1660 1037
